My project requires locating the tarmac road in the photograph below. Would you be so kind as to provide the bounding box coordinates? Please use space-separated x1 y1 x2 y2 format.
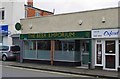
2 65 96 79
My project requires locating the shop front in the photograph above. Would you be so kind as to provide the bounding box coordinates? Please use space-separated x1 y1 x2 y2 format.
92 29 120 71
20 31 92 67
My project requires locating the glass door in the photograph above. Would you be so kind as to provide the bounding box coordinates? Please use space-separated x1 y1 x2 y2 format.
81 40 89 66
104 40 116 70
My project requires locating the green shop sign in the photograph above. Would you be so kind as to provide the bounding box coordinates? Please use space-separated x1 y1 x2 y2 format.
20 31 91 40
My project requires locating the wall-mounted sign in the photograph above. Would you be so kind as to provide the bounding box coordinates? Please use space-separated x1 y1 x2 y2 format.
15 23 22 31
20 31 91 40
92 29 120 38
0 25 8 36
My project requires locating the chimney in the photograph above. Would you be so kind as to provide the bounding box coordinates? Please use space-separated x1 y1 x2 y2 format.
27 0 33 6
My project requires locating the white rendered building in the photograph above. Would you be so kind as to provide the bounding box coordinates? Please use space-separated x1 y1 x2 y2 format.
0 0 25 45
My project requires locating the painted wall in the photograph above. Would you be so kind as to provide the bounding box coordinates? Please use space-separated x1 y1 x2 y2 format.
21 7 119 34
1 1 25 45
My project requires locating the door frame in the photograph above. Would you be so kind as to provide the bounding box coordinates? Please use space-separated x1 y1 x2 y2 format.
103 39 118 71
95 40 104 66
80 40 89 66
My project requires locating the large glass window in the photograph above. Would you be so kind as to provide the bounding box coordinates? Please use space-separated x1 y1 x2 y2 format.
55 40 75 51
29 40 36 50
37 40 50 50
105 41 115 54
55 40 62 50
62 41 75 51
24 40 37 58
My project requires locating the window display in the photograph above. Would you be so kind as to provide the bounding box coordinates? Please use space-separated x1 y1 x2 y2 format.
96 44 102 64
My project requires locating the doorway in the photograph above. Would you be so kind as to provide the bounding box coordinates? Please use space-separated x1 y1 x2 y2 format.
104 40 117 70
80 40 89 66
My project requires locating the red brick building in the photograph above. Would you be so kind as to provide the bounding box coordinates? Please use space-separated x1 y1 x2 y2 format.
25 0 54 18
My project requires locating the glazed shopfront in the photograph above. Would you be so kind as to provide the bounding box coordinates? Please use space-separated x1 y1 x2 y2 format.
20 31 92 67
92 29 120 71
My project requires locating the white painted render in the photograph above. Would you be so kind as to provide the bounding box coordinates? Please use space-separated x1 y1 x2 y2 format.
0 1 25 45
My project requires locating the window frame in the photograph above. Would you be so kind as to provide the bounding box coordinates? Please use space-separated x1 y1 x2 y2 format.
95 40 103 66
0 10 5 20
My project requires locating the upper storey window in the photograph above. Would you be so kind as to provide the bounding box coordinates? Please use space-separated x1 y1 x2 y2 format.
0 10 5 20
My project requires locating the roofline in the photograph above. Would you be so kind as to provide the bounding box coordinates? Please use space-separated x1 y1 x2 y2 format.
21 6 119 20
24 4 54 14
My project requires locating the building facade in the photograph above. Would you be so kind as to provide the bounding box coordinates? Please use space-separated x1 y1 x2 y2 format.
92 29 120 71
0 0 53 46
0 1 25 45
20 7 120 71
25 0 53 18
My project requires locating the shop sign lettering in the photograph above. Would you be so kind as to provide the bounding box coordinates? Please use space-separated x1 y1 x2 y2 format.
27 32 75 39
104 30 119 36
20 31 91 39
92 29 120 38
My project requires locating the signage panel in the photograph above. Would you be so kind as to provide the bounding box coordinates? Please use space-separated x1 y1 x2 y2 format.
20 31 91 40
92 29 120 38
0 25 8 36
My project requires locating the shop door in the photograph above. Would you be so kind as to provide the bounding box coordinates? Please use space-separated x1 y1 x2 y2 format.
81 41 89 66
104 40 117 70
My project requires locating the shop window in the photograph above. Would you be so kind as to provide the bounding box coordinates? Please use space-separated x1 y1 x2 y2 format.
63 42 68 51
37 40 50 50
29 40 36 50
62 41 75 51
69 43 75 51
105 41 115 54
55 40 62 50
96 44 102 64
55 40 75 51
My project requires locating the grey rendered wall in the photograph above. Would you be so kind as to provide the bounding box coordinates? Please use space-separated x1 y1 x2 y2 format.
21 7 119 34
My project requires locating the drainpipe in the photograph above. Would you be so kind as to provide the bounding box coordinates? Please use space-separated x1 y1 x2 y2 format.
50 40 55 65
20 40 24 63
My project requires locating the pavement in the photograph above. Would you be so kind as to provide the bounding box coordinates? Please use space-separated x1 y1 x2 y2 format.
2 61 119 79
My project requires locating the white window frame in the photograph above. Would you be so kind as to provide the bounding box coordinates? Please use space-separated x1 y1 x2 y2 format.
95 40 104 66
103 39 118 71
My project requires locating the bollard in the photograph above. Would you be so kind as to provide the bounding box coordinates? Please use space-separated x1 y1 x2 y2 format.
88 62 91 69
118 68 120 78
